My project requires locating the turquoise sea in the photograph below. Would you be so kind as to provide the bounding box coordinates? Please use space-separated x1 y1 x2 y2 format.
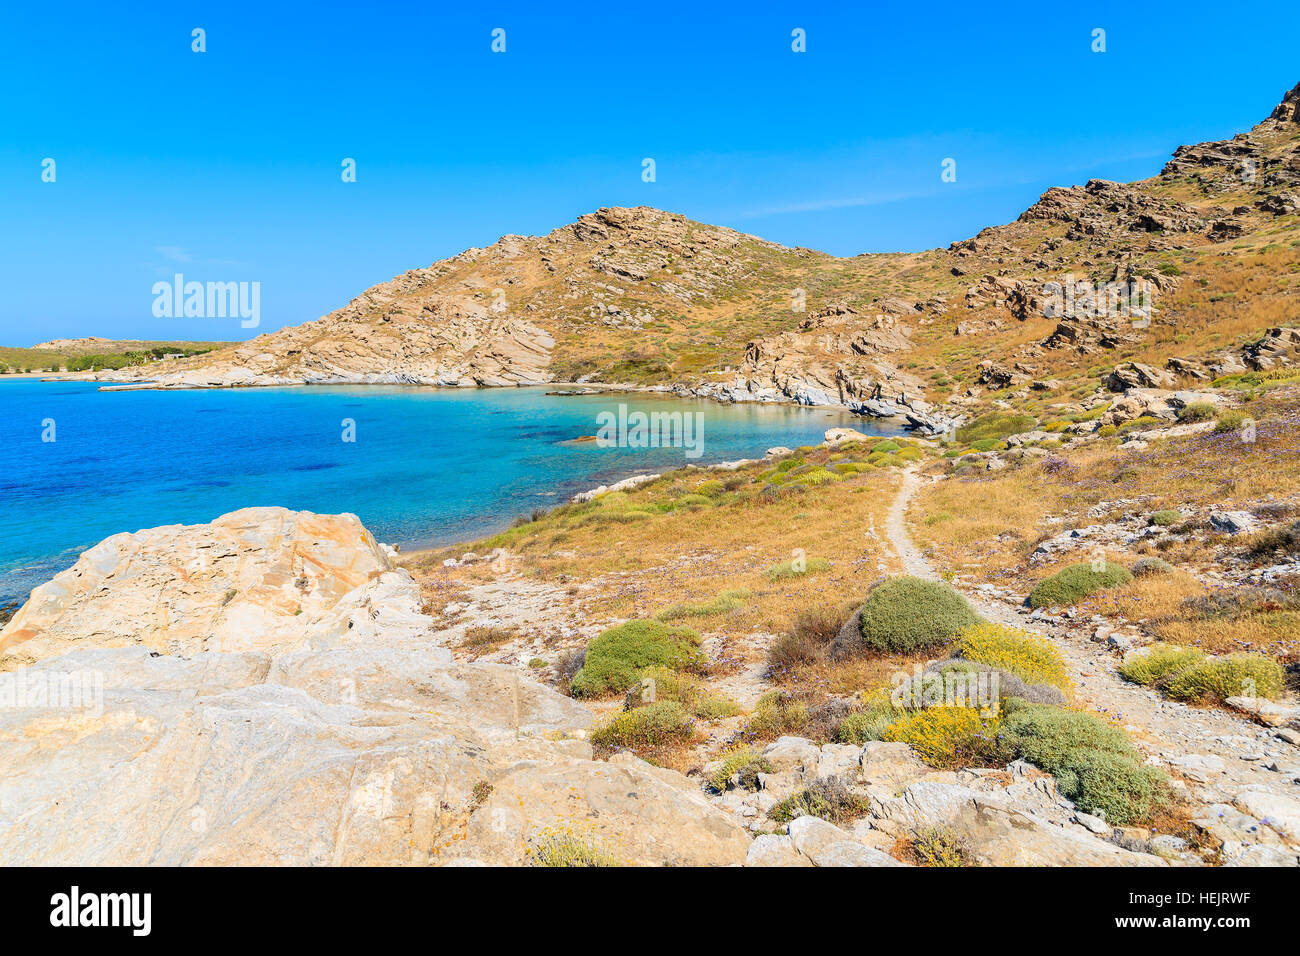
1 379 905 606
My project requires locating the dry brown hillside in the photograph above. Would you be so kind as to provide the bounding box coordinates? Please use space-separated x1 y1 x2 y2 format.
102 82 1300 435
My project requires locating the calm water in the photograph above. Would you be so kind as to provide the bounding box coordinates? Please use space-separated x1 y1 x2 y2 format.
1 380 904 605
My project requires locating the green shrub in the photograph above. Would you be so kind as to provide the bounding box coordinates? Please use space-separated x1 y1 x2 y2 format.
695 695 744 719
589 701 695 747
871 440 901 453
1176 402 1217 422
1117 415 1163 434
1028 562 1133 608
1214 410 1248 433
1163 653 1285 703
956 412 1036 444
1130 556 1174 577
695 479 725 498
622 665 740 718
1119 644 1205 686
1069 752 1169 825
655 589 749 621
997 703 1167 825
1149 510 1182 527
763 556 831 580
743 690 809 739
706 746 773 792
570 620 704 697
835 576 982 657
793 466 840 487
968 438 1004 453
769 777 869 825
837 701 904 744
672 493 713 509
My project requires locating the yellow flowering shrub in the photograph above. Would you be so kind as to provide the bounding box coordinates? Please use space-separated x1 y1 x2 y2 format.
882 706 1002 769
526 823 624 867
957 622 1072 690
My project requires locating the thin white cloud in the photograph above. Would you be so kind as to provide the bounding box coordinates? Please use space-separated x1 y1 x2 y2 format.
154 245 193 263
731 189 942 220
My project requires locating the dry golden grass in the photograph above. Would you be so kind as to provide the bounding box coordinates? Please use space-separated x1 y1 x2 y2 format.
912 468 1048 568
911 388 1300 660
778 648 934 699
462 448 908 638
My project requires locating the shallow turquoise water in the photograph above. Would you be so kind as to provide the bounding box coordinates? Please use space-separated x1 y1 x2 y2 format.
1 380 904 605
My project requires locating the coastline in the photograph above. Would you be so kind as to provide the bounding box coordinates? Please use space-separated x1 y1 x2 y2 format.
84 372 951 433
3 381 897 603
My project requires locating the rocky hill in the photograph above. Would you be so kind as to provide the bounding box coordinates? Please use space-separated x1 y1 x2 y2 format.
99 82 1299 435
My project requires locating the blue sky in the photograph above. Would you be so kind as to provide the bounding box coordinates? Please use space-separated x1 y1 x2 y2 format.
2 1 1296 342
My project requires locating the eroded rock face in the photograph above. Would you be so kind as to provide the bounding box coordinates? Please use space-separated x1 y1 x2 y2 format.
963 275 1045 319
0 510 751 867
1041 316 1140 355
1106 362 1176 392
1099 388 1222 427
700 304 918 408
1243 327 1300 371
100 304 555 389
1018 178 1208 241
688 304 960 433
0 507 396 664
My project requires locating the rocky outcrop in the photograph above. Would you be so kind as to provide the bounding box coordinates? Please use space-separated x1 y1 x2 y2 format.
824 427 870 445
0 509 751 866
1271 82 1300 124
0 508 396 664
1165 356 1210 381
687 304 959 435
1041 316 1140 355
977 360 1026 388
1105 362 1176 392
727 303 917 406
1018 178 1207 241
963 275 1045 319
1243 327 1300 371
1098 388 1223 427
1158 82 1300 219
100 304 555 389
714 737 1167 867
